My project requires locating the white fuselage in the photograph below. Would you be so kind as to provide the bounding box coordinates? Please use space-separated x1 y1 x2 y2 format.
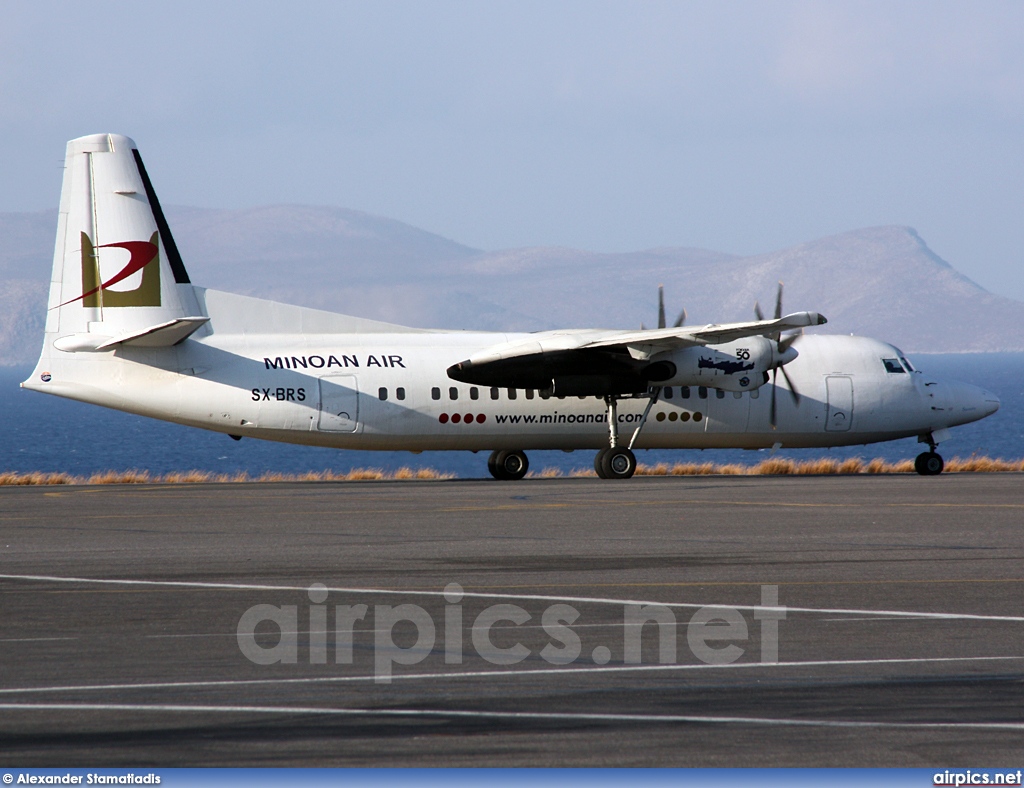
29 321 998 454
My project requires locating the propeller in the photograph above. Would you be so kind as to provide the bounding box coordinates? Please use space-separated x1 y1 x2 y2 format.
754 281 784 324
768 362 802 429
642 284 686 330
755 282 803 428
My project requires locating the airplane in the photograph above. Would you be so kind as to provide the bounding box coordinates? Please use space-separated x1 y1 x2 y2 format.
22 134 1000 480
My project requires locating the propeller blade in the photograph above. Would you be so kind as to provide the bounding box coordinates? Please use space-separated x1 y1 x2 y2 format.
773 281 784 321
769 367 778 429
778 328 803 352
658 285 666 329
779 364 801 406
754 301 764 322
673 308 686 328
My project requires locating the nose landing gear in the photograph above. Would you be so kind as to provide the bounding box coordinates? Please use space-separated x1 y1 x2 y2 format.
914 433 945 475
915 451 944 476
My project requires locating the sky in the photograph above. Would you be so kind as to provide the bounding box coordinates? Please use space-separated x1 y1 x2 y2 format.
4 1 1024 299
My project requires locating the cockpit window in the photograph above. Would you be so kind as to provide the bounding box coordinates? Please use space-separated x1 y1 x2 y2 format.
882 358 906 373
900 357 915 372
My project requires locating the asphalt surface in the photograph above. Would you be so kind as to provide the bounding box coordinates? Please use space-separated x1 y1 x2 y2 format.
1 474 1022 766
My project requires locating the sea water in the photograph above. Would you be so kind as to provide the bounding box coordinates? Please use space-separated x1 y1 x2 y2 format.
2 354 1022 478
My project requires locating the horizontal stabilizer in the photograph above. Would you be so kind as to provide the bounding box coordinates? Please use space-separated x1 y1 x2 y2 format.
52 317 209 352
96 317 210 349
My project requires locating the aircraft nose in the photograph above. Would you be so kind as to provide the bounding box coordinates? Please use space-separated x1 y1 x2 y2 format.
980 388 1000 417
950 382 1000 422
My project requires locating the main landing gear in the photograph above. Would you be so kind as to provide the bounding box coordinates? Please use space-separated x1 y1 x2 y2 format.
914 435 944 476
594 388 661 480
485 388 661 481
487 449 529 480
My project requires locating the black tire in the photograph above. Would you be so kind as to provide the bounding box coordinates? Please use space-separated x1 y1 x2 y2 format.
600 446 637 480
494 449 529 480
487 450 502 480
915 451 944 476
594 448 609 479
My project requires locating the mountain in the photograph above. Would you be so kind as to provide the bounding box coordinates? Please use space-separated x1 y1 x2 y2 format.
1 205 1021 366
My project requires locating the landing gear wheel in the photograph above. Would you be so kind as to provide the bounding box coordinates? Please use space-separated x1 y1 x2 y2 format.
594 448 610 479
600 446 637 480
490 449 529 480
915 451 944 476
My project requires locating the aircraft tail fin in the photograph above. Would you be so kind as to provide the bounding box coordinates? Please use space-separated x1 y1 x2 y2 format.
37 133 204 351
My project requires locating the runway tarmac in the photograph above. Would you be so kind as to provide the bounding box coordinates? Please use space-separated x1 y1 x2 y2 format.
1 474 1022 766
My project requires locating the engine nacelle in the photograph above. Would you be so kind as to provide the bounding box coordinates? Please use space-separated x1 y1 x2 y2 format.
645 337 780 393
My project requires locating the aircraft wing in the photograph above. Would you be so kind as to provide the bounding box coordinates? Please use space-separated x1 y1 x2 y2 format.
447 311 826 392
581 311 827 351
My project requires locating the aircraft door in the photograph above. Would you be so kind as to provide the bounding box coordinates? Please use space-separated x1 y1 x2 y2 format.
318 375 359 432
825 376 853 432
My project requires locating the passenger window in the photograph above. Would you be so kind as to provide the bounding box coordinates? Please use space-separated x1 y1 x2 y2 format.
470 387 479 400
508 388 517 400
378 387 388 401
431 387 441 401
680 386 690 399
490 387 500 400
716 389 725 399
750 389 759 399
449 387 459 399
525 389 534 399
733 391 743 399
539 389 551 399
698 386 708 399
396 387 406 401
664 387 673 399
882 358 906 374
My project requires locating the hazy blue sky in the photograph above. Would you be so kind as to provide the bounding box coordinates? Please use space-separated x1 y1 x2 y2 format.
4 1 1024 298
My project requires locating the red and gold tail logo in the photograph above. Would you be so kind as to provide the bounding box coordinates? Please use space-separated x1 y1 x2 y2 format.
58 231 162 308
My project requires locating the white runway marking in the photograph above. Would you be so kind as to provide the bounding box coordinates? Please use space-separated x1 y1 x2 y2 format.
2 572 1023 622
0 702 1021 732
0 655 1018 696
821 616 938 622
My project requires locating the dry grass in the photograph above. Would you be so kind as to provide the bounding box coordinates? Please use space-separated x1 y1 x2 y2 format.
637 463 670 476
0 466 453 486
634 455 1023 477
838 458 865 474
85 470 152 485
669 462 718 476
162 470 214 484
344 468 387 481
0 454 1020 486
0 471 75 486
944 456 1024 473
794 458 840 475
410 467 453 480
750 458 796 475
